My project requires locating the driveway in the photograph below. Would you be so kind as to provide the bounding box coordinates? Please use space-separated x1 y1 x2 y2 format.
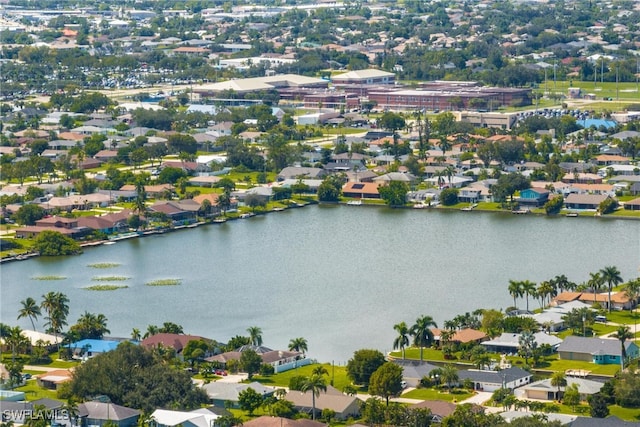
459 391 492 406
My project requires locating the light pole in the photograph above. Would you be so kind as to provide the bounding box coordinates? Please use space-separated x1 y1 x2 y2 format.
582 314 586 337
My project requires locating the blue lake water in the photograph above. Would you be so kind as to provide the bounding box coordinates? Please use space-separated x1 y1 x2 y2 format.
1 206 639 363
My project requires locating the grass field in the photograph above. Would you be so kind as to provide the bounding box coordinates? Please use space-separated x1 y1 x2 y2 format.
252 363 357 392
402 387 474 402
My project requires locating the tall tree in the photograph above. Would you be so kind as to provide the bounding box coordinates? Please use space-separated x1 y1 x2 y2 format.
520 280 536 312
550 371 567 401
17 297 41 331
369 362 404 406
247 326 263 346
440 364 459 392
288 337 308 355
508 280 523 308
410 315 438 362
301 374 327 420
41 292 69 345
612 325 633 369
600 266 623 313
393 321 410 360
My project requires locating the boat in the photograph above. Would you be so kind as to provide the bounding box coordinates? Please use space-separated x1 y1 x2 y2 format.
239 213 255 219
272 207 285 212
511 209 530 215
103 241 116 245
347 200 362 206
413 203 426 209
566 213 578 217
213 217 227 223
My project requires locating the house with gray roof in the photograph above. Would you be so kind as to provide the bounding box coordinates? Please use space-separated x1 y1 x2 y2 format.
78 401 140 427
277 166 327 181
481 332 562 354
392 359 439 387
521 376 605 401
458 367 532 392
557 336 639 365
570 416 640 427
150 408 219 427
201 382 274 407
284 385 360 420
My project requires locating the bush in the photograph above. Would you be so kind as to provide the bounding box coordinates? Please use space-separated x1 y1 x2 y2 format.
259 363 274 376
599 198 618 214
440 188 459 206
544 195 564 215
289 375 307 391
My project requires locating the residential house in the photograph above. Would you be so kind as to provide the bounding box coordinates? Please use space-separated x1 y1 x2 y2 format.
480 332 562 354
517 188 550 207
206 345 309 373
431 328 488 346
14 216 90 239
624 198 640 211
373 172 418 186
201 382 274 408
148 200 200 225
392 360 439 388
36 369 72 390
78 401 140 427
521 376 605 401
342 182 380 199
570 416 640 427
120 184 175 198
557 336 639 365
141 333 214 359
77 210 132 235
150 408 219 427
594 154 631 166
161 161 212 174
284 385 360 420
564 193 610 210
277 179 323 194
410 400 483 423
458 367 532 392
277 166 327 181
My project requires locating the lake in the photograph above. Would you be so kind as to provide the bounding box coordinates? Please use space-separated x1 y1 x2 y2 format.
1 206 639 363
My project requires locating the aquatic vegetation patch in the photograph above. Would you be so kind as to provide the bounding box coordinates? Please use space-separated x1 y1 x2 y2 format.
88 263 121 269
84 284 129 291
145 279 182 286
31 275 67 280
91 276 129 281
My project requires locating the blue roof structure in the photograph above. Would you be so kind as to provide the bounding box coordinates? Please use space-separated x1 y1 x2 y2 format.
67 339 122 353
579 118 617 129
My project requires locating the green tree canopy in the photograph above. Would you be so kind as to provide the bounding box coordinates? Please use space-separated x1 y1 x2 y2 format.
33 230 81 256
69 342 208 413
369 362 404 405
346 349 385 386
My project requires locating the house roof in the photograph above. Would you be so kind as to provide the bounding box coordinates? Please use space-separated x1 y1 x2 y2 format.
558 336 634 357
67 339 121 353
36 370 72 384
150 409 218 427
201 382 273 402
523 377 604 395
565 193 609 204
284 385 359 414
458 367 531 385
570 416 640 427
481 332 562 349
79 402 140 421
554 292 583 302
432 328 488 343
410 400 457 417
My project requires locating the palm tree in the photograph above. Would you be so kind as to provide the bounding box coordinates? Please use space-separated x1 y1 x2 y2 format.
312 365 329 377
144 324 159 339
301 374 327 420
600 266 623 313
521 280 537 312
537 281 555 308
41 292 69 347
612 325 633 369
393 321 410 359
17 297 41 331
553 274 575 293
247 326 263 346
440 364 459 392
288 337 308 355
410 315 438 362
624 279 640 332
508 280 523 308
550 371 567 401
588 272 604 306
131 328 141 341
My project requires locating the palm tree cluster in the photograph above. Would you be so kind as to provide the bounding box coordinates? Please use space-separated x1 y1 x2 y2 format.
393 315 438 362
508 274 579 311
68 311 110 340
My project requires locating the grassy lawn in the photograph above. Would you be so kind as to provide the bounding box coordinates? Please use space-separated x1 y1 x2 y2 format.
534 356 620 376
603 311 640 327
14 380 61 401
253 363 357 392
389 348 446 362
402 387 474 402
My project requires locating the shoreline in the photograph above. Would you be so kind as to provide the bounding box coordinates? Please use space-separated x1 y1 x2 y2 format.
1 199 638 264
